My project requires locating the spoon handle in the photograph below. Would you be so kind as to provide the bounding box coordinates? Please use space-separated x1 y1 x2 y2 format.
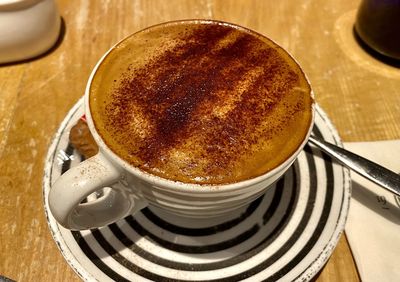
308 136 400 197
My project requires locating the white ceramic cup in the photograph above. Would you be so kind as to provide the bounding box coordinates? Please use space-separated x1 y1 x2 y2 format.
49 22 315 230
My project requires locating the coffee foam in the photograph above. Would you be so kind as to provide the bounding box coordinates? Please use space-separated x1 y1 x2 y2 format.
90 20 313 184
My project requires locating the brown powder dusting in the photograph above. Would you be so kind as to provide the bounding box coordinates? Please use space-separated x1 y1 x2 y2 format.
90 21 313 184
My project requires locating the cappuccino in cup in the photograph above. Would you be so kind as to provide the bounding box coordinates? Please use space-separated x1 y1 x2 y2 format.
90 20 313 185
49 20 314 230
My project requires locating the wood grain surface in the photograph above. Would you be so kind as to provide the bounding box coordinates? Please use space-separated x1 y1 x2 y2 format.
1 0 399 281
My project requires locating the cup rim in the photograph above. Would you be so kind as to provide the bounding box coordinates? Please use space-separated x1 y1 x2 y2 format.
84 19 315 193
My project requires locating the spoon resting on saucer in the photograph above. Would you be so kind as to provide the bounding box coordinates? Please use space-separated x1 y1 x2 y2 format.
308 136 400 197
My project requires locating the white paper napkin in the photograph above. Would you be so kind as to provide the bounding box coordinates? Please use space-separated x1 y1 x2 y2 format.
344 140 400 282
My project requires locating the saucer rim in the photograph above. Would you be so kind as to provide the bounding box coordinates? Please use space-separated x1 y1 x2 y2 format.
42 97 351 282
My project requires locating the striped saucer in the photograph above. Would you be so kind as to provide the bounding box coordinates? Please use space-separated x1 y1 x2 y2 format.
43 98 351 282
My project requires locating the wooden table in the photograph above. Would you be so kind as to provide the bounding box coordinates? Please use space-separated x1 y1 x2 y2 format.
1 0 399 281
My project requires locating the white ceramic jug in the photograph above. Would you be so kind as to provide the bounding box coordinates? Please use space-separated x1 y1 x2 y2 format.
0 0 60 63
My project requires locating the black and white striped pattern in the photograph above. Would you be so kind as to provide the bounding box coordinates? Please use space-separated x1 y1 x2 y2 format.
43 98 351 282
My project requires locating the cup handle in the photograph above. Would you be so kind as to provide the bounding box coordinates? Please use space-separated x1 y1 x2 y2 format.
48 153 147 230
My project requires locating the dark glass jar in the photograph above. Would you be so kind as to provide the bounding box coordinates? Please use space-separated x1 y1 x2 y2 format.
355 0 400 60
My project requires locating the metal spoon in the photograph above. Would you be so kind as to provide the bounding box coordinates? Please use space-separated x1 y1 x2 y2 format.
308 136 400 197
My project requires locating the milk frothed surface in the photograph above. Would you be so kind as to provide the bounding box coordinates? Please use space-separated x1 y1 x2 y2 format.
90 21 313 184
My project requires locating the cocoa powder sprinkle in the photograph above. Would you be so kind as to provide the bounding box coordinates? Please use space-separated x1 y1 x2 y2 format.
92 22 312 184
